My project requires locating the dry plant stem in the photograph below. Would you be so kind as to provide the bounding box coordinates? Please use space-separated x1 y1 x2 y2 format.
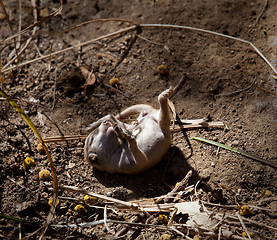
104 205 111 232
137 34 164 46
164 170 193 203
41 121 223 143
57 184 180 213
0 0 19 59
60 185 143 211
140 23 277 75
254 0 268 26
3 1 38 70
220 213 277 231
111 220 186 237
115 215 139 237
204 200 276 213
5 0 63 42
6 176 29 192
2 25 137 73
106 31 139 80
55 18 138 36
103 83 130 99
43 135 86 143
18 222 22 240
172 74 186 97
18 0 22 47
172 122 224 131
41 111 66 139
235 212 252 240
216 78 256 97
3 21 276 80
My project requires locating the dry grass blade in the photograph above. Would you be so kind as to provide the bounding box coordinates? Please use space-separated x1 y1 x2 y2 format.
3 0 39 71
171 121 224 131
60 185 141 209
235 212 252 239
60 184 178 213
163 170 193 203
43 135 86 143
4 0 63 42
3 20 275 81
42 121 224 143
2 25 137 73
104 205 111 232
192 136 277 169
0 0 19 60
55 18 138 36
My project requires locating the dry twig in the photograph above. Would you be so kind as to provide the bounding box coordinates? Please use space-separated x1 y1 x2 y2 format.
163 170 193 203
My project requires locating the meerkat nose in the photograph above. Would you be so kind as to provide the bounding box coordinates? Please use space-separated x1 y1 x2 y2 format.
88 152 98 164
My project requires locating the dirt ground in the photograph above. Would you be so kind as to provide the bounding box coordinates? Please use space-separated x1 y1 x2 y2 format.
0 0 277 239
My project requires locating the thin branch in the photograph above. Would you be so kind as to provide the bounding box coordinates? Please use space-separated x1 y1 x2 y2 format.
41 121 224 143
3 0 39 71
216 78 256 97
235 212 252 240
140 23 277 75
254 0 268 26
104 205 111 232
2 25 137 73
4 0 63 42
3 21 276 79
163 170 193 203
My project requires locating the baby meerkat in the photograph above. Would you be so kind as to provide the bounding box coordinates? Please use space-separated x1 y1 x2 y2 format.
84 87 174 174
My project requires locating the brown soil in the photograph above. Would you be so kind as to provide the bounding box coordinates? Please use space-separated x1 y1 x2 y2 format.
0 0 276 239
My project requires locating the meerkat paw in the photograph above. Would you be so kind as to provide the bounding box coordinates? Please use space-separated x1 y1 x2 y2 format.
112 121 133 141
158 86 174 102
121 129 135 142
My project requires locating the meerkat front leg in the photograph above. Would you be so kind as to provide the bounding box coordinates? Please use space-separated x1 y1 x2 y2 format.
86 114 122 133
116 125 148 171
158 87 174 134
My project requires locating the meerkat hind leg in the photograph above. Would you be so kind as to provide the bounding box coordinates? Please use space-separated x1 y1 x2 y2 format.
158 87 174 133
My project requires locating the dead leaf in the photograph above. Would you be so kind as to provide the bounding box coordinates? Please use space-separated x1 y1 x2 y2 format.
79 66 96 87
174 201 218 228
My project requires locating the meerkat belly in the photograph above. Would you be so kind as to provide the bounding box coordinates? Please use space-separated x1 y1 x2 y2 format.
134 120 170 160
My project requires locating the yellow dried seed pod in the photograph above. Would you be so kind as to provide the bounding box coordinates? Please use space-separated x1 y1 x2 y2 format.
84 195 97 204
157 65 169 75
23 157 36 169
37 143 46 154
39 169 51 180
242 231 253 237
109 77 119 86
48 197 60 206
240 205 251 217
158 214 168 223
160 234 171 240
74 204 85 212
